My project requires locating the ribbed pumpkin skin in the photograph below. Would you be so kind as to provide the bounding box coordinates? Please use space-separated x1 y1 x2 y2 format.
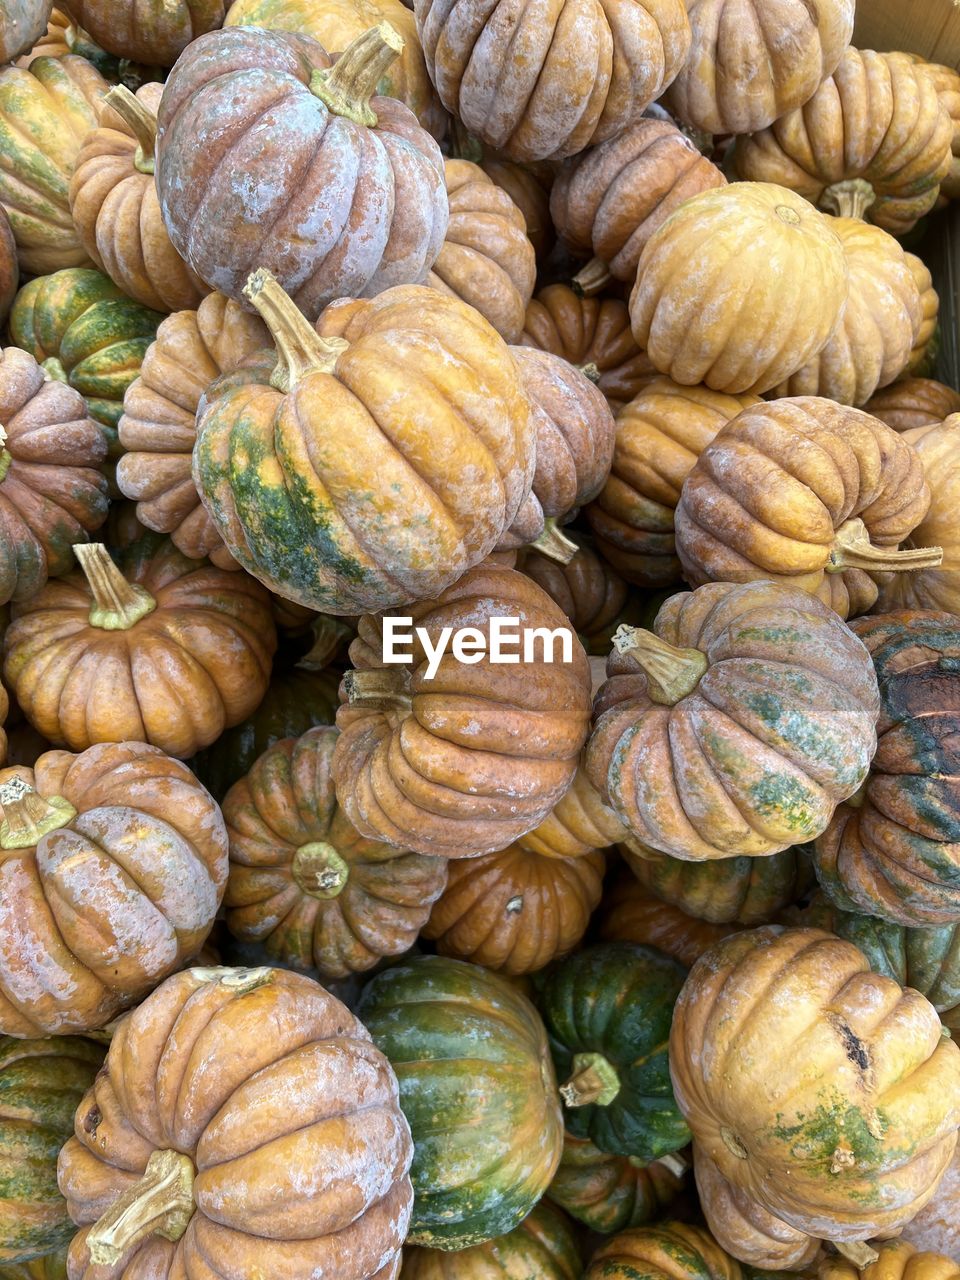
902 1147 960 1257
0 1037 103 1264
520 538 630 656
60 0 225 63
480 156 554 261
0 1 52 62
670 927 960 1243
356 956 564 1250
907 254 940 378
547 1132 684 1234
822 1241 960 1280
0 1250 68 1280
400 1202 582 1279
599 876 740 969
516 763 626 859
0 209 18 328
866 379 960 436
584 1222 742 1280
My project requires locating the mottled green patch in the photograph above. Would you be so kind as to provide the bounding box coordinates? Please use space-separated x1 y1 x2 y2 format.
748 773 817 833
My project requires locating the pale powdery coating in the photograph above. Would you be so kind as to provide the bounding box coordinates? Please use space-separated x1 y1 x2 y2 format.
902 1147 960 1256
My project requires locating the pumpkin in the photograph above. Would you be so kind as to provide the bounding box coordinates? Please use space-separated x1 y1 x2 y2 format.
521 284 657 411
414 0 690 163
15 10 163 86
584 1222 742 1280
584 378 762 589
902 1148 960 1257
478 154 554 262
674 398 941 619
400 1201 581 1279
421 843 604 974
156 26 447 316
426 159 536 344
813 610 960 928
586 580 880 861
866 379 960 437
356 955 564 1249
732 50 954 235
519 535 631 654
670 927 960 1246
547 1131 685 1234
0 742 228 1036
0 1036 103 1264
334 564 591 858
0 1252 67 1280
538 942 690 1163
69 85 208 315
223 726 447 980
194 272 536 613
56 965 413 1278
115 291 268 568
0 346 110 609
919 62 960 200
621 842 811 926
823 1242 960 1280
0 211 18 329
550 118 726 295
2 536 276 759
0 1 54 62
516 761 627 859
599 875 740 970
224 0 445 137
59 0 225 63
906 252 940 377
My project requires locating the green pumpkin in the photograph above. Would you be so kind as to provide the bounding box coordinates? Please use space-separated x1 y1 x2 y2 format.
0 1248 68 1280
400 1202 582 1278
356 955 564 1251
547 1131 686 1234
0 1037 103 1264
9 268 162 461
537 943 690 1163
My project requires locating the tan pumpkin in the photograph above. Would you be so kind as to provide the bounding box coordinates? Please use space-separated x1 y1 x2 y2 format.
866 378 960 436
825 1243 960 1280
907 252 940 376
59 0 226 63
115 292 268 566
519 535 631 655
515 761 626 859
0 1 54 62
479 154 555 261
426 159 535 344
0 210 17 329
902 1146 960 1257
584 378 762 588
69 84 208 314
598 875 740 969
919 62 960 199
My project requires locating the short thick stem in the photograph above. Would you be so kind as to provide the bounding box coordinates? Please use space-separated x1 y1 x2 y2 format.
820 179 876 221
309 23 403 127
560 1051 621 1108
612 625 707 705
833 1243 880 1268
242 269 347 392
828 518 943 574
104 84 157 174
0 777 76 849
299 616 354 670
578 362 601 385
292 842 350 899
654 1152 689 1179
73 544 156 630
87 1150 195 1267
344 667 413 714
188 967 274 993
529 518 579 564
573 256 613 297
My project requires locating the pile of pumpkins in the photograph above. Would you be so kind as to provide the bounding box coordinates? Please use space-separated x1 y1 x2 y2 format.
2 0 960 1278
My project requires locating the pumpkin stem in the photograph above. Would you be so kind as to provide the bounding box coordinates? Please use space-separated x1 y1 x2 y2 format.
0 426 10 484
654 1152 688 1179
103 85 157 174
344 668 413 715
188 966 274 992
242 269 348 392
292 842 351 899
42 357 67 384
309 23 404 128
87 1149 195 1267
73 544 157 630
299 616 354 670
828 518 943 574
0 776 76 849
820 179 877 221
833 1243 880 1269
529 518 579 565
573 256 613 297
612 625 707 705
561 1052 621 1108
578 362 602 385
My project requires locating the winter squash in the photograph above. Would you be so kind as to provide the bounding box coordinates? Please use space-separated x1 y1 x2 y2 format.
584 1222 742 1280
224 0 445 137
521 285 657 411
223 726 447 980
356 955 563 1249
421 843 603 974
663 0 853 135
194 273 536 613
0 742 228 1035
629 184 849 396
813 611 960 928
3 536 276 759
0 348 108 608
670 927 960 1246
413 0 691 162
0 1 54 62
584 378 761 588
0 1036 102 1264
550 119 726 294
674 398 940 619
334 565 591 858
0 55 107 276
621 842 811 926
69 84 208 314
427 160 536 343
59 0 225 63
0 211 18 329
907 253 940 377
599 875 740 969
156 26 447 316
822 1241 960 1280
587 580 880 861
538 942 690 1163
479 154 554 261
902 1149 960 1257
732 50 953 235
520 536 631 654
547 1131 685 1234
56 965 413 1278
866 378 960 436
517 761 627 859
400 1201 581 1279
0 1252 67 1280
919 62 960 199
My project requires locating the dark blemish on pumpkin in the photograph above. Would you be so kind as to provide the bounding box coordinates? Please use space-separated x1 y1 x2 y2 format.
837 1021 870 1071
82 1104 102 1135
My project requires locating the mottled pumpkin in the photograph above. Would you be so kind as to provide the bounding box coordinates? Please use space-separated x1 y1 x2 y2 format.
0 1 54 62
0 55 107 275
919 62 960 199
670 927 960 1245
520 536 631 655
59 0 225 63
866 379 960 437
907 253 941 377
584 1222 742 1280
902 1147 960 1258
547 1131 685 1235
0 1036 103 1264
599 874 741 969
0 210 18 329
3 536 276 759
0 1251 68 1280
57 966 413 1278
517 761 627 859
587 580 880 861
357 955 563 1249
584 378 761 588
400 1201 581 1279
0 743 228 1036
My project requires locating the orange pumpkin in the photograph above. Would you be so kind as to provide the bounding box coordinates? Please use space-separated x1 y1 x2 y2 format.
866 378 960 436
517 761 626 859
906 252 940 377
520 535 631 654
598 874 740 969
902 1147 960 1257
0 209 18 328
59 0 227 63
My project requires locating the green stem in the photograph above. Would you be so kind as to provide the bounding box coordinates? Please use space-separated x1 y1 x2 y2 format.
820 179 876 221
529 518 579 565
103 84 157 174
560 1052 621 1108
292 842 350 898
73 544 156 630
309 23 403 128
0 777 76 850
